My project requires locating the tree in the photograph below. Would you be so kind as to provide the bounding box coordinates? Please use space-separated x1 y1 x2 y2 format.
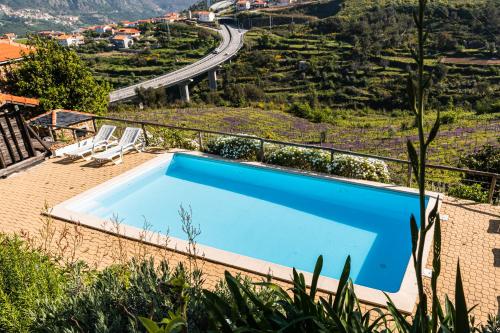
4 37 110 115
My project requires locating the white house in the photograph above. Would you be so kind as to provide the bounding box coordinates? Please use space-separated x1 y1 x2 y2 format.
276 0 295 6
197 11 216 23
115 28 141 38
95 25 114 34
55 34 84 47
236 0 251 11
111 35 134 49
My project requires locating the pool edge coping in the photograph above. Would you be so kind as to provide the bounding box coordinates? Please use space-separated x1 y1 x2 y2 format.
49 150 442 314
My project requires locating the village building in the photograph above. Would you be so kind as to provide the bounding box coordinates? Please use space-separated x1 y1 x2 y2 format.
37 31 64 39
0 93 39 108
1 33 16 41
55 34 85 47
0 40 32 79
111 35 134 49
94 25 115 34
252 0 267 8
276 0 296 6
120 20 137 27
236 0 251 11
196 11 216 23
115 28 141 38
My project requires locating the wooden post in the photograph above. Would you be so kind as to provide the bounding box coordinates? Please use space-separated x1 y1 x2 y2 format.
0 146 5 169
141 124 149 147
488 176 497 204
0 117 16 163
4 114 23 161
16 111 36 157
198 131 203 151
258 139 264 162
92 118 98 133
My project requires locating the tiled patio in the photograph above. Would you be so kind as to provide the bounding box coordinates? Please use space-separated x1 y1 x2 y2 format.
0 152 498 322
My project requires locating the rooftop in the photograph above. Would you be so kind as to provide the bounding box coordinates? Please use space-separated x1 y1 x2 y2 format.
30 109 93 127
0 93 39 107
0 40 31 64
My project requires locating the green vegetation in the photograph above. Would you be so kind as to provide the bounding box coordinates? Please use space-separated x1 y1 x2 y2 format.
0 235 66 332
79 23 220 89
110 107 499 167
181 0 500 112
2 37 110 114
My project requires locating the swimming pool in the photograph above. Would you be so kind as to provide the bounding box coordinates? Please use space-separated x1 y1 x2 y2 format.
52 152 439 312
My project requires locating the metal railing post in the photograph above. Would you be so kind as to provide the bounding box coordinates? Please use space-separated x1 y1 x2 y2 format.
488 176 497 204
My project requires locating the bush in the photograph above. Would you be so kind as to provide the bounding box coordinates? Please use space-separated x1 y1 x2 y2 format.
0 235 66 333
458 145 500 202
35 259 207 333
440 112 456 125
448 183 489 203
205 135 260 160
265 145 330 172
475 98 500 114
146 127 198 150
329 154 390 182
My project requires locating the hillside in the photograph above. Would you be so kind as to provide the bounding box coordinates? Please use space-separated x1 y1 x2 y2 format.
0 0 197 34
177 0 499 115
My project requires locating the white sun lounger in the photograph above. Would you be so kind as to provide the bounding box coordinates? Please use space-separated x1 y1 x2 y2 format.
91 127 144 165
64 125 117 160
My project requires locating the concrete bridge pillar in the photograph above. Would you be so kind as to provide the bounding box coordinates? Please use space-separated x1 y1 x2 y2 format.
179 80 192 102
208 69 218 91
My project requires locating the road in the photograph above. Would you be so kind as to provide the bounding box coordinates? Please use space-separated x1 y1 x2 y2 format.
109 25 245 103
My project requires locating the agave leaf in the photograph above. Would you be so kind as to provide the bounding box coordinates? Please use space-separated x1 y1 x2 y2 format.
454 261 470 333
333 256 351 310
385 295 411 333
203 290 234 333
225 272 259 327
310 255 323 300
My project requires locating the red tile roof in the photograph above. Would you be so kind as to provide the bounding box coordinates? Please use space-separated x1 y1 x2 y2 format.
0 40 31 64
0 93 39 107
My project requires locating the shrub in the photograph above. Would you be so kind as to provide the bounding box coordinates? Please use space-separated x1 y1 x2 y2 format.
440 112 456 125
0 235 66 333
146 127 198 150
205 135 260 160
36 260 208 333
265 145 330 172
329 154 390 182
448 183 489 203
475 98 500 114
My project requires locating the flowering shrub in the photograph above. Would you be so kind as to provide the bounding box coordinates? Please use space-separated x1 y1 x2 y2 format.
206 135 260 160
329 154 390 182
265 145 330 172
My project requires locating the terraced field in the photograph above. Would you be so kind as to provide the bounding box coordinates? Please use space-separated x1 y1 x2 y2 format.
186 0 499 112
79 23 220 89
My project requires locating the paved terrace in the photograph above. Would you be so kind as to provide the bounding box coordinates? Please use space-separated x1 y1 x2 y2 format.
0 152 498 322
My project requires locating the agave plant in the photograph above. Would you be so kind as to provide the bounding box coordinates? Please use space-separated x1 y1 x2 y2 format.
203 255 389 333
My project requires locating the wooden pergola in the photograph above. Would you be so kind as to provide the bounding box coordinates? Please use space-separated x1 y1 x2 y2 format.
0 102 51 178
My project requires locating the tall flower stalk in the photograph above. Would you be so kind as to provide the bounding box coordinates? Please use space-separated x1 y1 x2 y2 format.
406 0 441 329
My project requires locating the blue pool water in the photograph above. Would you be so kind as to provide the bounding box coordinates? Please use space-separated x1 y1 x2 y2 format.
71 153 428 292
